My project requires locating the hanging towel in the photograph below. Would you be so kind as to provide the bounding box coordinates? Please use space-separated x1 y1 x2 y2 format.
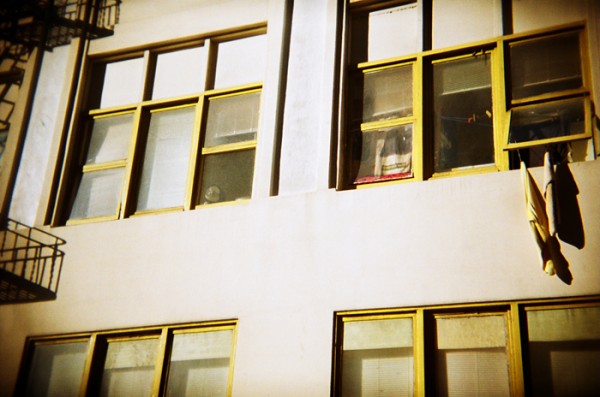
521 160 556 275
544 152 557 236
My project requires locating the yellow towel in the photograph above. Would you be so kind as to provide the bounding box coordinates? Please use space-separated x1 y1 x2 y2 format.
521 160 556 275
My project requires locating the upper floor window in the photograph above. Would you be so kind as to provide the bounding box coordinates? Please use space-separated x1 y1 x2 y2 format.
17 321 237 396
340 0 596 189
505 29 592 166
332 298 600 396
58 26 266 224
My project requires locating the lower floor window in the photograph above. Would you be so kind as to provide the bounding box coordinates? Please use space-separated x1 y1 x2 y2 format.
18 321 237 397
333 297 600 396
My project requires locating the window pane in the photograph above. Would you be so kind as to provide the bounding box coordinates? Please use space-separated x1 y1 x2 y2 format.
433 0 502 49
363 65 412 123
69 168 125 220
355 2 419 63
86 113 133 164
152 46 206 99
204 92 260 147
508 97 586 145
214 35 266 88
435 314 510 397
166 329 234 397
510 32 582 100
136 106 195 211
100 57 145 108
199 149 255 205
526 306 600 397
24 342 88 397
433 54 494 172
342 318 414 397
355 125 413 184
100 338 159 397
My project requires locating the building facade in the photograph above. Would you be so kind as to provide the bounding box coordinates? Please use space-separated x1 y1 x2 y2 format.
1 0 599 395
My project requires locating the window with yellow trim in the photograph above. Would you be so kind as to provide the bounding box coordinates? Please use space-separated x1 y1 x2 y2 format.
56 27 266 224
340 0 597 188
17 321 237 397
332 298 600 396
505 28 593 168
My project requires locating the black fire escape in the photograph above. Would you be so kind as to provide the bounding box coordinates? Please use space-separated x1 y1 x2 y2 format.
0 0 120 303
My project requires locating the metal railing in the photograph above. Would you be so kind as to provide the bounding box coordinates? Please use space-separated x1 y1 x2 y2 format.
0 218 66 303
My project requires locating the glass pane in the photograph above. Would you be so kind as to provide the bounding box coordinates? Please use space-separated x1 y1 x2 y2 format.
199 149 255 205
100 338 159 397
363 65 412 123
166 329 234 397
0 130 7 163
433 54 494 172
100 57 145 108
214 35 266 88
433 0 502 49
510 32 582 100
364 2 419 62
152 46 206 99
341 318 414 397
355 124 413 184
204 92 260 147
136 106 195 211
86 113 133 164
526 306 600 397
435 315 510 397
24 341 88 397
69 168 125 220
508 97 586 144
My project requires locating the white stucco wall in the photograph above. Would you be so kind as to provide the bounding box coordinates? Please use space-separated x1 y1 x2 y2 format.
1 0 599 396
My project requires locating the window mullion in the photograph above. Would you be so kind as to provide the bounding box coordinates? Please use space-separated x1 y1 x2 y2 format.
119 105 144 219
509 302 526 397
491 43 509 171
413 55 424 182
78 334 97 397
414 308 426 397
184 39 213 210
151 328 170 397
141 50 154 101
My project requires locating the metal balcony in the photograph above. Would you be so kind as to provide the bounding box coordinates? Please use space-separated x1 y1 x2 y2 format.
0 218 65 303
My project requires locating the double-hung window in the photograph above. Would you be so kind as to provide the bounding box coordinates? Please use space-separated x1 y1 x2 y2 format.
59 27 266 224
341 0 596 188
504 28 593 167
332 298 600 396
17 321 237 396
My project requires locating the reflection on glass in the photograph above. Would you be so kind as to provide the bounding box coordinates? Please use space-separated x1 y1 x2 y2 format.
214 35 266 88
510 32 582 100
433 0 501 49
136 106 195 211
152 46 206 99
100 58 145 108
355 125 413 184
526 306 600 397
69 168 125 220
86 114 133 164
204 92 260 147
100 338 159 397
433 54 494 172
363 65 412 123
199 149 255 205
166 330 234 397
342 318 414 397
435 314 510 396
366 2 419 62
24 341 88 397
508 97 585 144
